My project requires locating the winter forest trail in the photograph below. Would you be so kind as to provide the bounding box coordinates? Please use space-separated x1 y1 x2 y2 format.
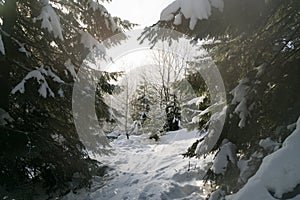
63 130 212 200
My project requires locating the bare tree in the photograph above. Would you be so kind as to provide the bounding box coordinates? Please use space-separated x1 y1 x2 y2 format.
151 42 192 107
108 71 136 139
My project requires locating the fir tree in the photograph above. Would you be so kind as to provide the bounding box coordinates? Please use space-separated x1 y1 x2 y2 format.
130 81 152 126
164 93 181 131
141 0 300 198
0 0 135 197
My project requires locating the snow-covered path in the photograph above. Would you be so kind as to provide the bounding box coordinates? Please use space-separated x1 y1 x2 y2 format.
64 129 212 200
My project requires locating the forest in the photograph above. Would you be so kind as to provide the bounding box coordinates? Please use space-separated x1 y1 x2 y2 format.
0 0 299 199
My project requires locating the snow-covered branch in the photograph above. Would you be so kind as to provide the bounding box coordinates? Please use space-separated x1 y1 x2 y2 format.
160 0 224 30
11 67 64 98
34 0 64 41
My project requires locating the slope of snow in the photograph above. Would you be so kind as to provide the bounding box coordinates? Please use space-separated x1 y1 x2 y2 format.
229 116 300 200
63 129 213 200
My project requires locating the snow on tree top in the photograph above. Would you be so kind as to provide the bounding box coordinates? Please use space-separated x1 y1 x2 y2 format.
160 0 224 30
80 31 106 55
88 0 108 15
34 1 64 41
64 59 78 80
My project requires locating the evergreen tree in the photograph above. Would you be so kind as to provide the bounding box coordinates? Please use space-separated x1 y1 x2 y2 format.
179 63 211 131
130 81 152 126
164 93 181 131
0 0 134 197
141 0 300 198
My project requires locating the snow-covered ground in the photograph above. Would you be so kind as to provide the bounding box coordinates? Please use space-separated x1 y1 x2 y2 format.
63 129 213 200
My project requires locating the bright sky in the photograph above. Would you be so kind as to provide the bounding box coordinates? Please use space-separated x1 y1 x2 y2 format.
100 0 191 86
102 0 174 27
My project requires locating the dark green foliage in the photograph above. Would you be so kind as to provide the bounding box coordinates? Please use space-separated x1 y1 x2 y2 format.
164 94 181 131
182 139 200 158
130 83 152 125
141 0 300 196
185 66 211 130
0 0 134 197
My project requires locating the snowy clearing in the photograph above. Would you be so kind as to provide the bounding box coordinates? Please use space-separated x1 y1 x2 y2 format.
63 129 213 200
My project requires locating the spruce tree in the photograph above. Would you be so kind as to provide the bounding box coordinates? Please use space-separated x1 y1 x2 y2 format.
141 0 300 197
164 93 181 131
0 0 134 197
130 82 152 126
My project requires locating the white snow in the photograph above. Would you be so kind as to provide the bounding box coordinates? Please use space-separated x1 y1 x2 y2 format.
0 108 14 126
230 78 250 128
237 151 264 185
108 16 118 32
63 129 213 200
287 122 296 131
0 34 5 55
160 0 224 30
34 1 64 41
88 1 119 32
195 105 227 156
255 63 267 78
234 98 249 128
80 31 106 55
259 137 280 153
64 59 77 80
209 188 225 200
58 88 64 97
237 159 250 184
51 133 65 145
185 95 206 106
210 0 224 12
106 131 120 139
212 139 237 175
44 68 64 83
11 67 63 98
230 116 300 199
88 0 108 15
173 13 182 25
18 43 31 57
230 78 249 105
